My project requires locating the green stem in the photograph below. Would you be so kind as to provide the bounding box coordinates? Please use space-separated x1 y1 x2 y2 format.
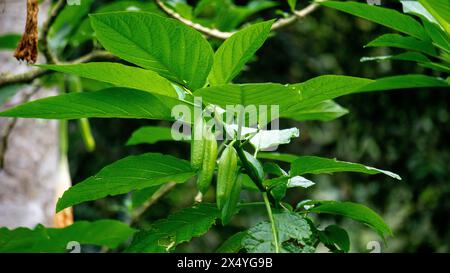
263 191 280 253
78 118 95 152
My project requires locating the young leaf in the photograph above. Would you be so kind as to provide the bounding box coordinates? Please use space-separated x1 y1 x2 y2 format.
126 126 188 146
39 63 178 97
291 156 401 180
126 203 220 252
365 34 437 57
90 12 214 90
303 200 393 238
0 220 136 253
208 20 273 85
0 88 190 120
56 153 195 212
216 231 247 253
320 1 427 40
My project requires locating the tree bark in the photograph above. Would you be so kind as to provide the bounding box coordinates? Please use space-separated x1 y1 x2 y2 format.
0 0 72 228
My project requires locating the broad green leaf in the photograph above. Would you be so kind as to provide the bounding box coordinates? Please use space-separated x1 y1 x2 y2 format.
283 100 349 122
0 88 190 120
365 33 437 56
216 231 247 253
126 126 188 146
421 19 450 52
56 153 195 211
303 200 392 238
0 220 136 253
208 20 273 85
195 83 301 121
0 33 21 49
250 127 299 151
319 225 350 253
321 1 427 40
288 75 374 110
90 12 214 90
39 63 177 97
257 152 298 163
126 203 220 252
71 1 164 46
243 211 314 253
357 74 449 93
419 0 450 34
291 156 401 180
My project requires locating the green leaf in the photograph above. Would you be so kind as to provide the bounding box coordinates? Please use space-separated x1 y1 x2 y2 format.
303 200 392 238
257 152 298 163
39 63 177 97
243 211 314 253
320 1 427 40
56 153 195 212
0 220 136 253
421 19 450 52
400 0 438 24
357 74 449 93
0 88 189 120
126 126 188 146
208 20 273 85
126 203 220 252
419 0 450 34
0 33 21 49
289 75 373 110
216 231 247 253
319 225 350 253
291 156 401 180
195 83 301 120
365 33 437 56
283 100 349 122
90 12 214 90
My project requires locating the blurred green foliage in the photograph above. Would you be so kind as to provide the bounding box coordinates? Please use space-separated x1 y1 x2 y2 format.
60 0 449 252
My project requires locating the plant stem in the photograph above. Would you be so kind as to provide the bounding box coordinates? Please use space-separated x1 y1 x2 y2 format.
262 191 280 253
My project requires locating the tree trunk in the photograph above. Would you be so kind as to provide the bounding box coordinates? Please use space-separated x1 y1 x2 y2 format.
0 0 72 228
